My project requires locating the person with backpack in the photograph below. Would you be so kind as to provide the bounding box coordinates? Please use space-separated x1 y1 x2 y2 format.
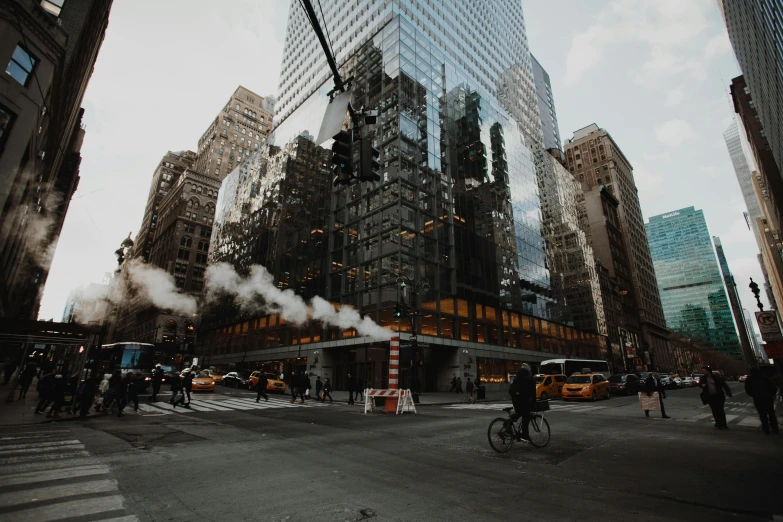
745 367 779 434
256 372 269 402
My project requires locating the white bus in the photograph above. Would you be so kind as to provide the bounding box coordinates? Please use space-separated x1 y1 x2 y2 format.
540 359 611 378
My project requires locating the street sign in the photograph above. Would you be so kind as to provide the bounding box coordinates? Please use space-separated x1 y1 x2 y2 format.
315 89 353 145
763 341 783 359
755 311 783 342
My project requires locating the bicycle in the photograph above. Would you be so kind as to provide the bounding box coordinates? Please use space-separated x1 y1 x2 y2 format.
487 401 551 452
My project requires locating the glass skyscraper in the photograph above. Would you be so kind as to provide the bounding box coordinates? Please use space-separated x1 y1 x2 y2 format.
202 0 607 390
645 208 742 359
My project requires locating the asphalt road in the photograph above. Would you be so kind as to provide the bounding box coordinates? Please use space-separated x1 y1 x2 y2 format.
2 383 781 522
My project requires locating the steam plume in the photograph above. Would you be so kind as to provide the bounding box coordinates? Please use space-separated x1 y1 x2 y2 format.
206 262 393 341
126 259 197 316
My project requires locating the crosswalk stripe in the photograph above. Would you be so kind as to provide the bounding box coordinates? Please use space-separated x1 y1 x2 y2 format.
0 457 101 477
96 516 139 522
146 401 195 413
232 397 303 407
738 417 760 427
4 494 126 521
0 465 109 487
0 443 84 457
201 398 256 410
0 478 117 509
0 432 69 441
137 404 172 415
682 413 713 422
189 400 234 411
723 415 738 423
0 440 82 451
0 450 90 466
180 402 217 412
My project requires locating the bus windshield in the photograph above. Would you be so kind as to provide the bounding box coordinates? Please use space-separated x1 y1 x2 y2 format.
120 347 153 370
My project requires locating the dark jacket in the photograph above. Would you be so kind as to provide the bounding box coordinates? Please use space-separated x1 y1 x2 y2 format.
19 365 37 385
108 374 122 393
182 373 194 392
466 380 475 393
301 374 312 391
509 368 536 410
257 374 269 391
315 379 323 394
38 373 55 399
51 378 66 402
151 368 164 385
81 376 99 398
323 380 332 392
700 373 732 398
745 373 777 400
345 376 356 391
127 377 139 398
644 376 665 398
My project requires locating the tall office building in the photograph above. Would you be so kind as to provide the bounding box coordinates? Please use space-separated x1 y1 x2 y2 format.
194 86 274 182
0 0 113 319
564 124 672 371
724 118 764 247
719 0 783 172
645 208 742 359
134 151 197 262
713 236 758 364
200 0 608 390
531 55 561 152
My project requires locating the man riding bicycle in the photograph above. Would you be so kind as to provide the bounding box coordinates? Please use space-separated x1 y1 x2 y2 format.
509 364 536 441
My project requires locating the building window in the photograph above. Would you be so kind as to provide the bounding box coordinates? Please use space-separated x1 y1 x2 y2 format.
180 236 192 247
41 0 65 16
177 249 190 260
0 102 16 155
6 45 37 86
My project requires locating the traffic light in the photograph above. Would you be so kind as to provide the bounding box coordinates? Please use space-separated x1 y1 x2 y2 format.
332 129 354 186
394 302 403 318
359 138 380 182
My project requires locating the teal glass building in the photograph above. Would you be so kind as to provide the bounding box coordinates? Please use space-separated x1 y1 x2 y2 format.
645 207 742 358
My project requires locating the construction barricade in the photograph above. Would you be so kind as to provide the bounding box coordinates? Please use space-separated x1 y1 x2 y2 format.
363 388 417 415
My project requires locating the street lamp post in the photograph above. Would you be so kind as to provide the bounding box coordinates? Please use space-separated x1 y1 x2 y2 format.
396 276 430 404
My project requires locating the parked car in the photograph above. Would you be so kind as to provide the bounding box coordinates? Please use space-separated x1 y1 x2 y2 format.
680 376 695 387
739 374 748 382
607 374 640 395
639 372 653 384
249 371 287 394
222 372 250 389
534 374 567 400
660 375 678 390
561 372 610 401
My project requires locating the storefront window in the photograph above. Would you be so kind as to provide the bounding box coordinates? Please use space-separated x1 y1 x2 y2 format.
440 316 454 338
457 299 469 318
420 312 437 335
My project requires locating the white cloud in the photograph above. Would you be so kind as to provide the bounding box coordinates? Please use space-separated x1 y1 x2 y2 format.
632 163 665 196
704 32 733 59
643 151 671 162
717 216 754 246
665 87 685 106
655 119 696 147
700 166 715 173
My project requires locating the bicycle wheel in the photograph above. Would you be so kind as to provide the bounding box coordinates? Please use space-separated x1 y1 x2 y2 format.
488 418 514 453
528 415 551 448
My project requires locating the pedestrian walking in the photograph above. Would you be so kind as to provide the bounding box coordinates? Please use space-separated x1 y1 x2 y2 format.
34 370 55 414
116 372 130 417
95 373 111 412
301 373 311 403
321 377 333 403
466 378 475 403
128 373 141 414
744 367 779 435
289 372 300 403
105 370 123 414
450 375 457 393
17 363 38 400
150 364 164 402
355 376 364 402
79 372 99 419
641 372 669 419
169 369 182 404
456 377 463 394
256 372 269 402
346 373 356 404
46 375 66 418
3 356 17 386
315 376 323 400
174 369 193 409
699 366 733 429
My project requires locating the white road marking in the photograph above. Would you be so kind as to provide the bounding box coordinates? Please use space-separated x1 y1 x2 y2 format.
0 458 101 477
95 516 140 522
0 443 84 457
189 400 234 411
737 417 760 427
0 440 82 451
682 413 713 422
137 403 172 415
0 450 90 465
0 432 68 441
179 402 217 412
0 479 117 508
145 401 195 413
0 465 109 487
4 494 126 521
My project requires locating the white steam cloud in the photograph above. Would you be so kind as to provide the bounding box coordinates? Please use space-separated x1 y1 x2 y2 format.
126 259 197 316
206 262 393 341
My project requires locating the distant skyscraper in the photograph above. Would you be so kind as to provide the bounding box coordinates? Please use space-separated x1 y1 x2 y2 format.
713 236 757 365
531 55 561 152
645 208 742 359
719 0 783 172
564 124 672 371
194 86 274 181
723 118 764 248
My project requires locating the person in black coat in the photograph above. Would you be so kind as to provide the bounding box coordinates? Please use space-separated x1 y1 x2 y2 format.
643 373 669 419
175 369 193 408
256 373 269 402
17 364 38 400
116 373 130 417
34 371 55 414
744 367 779 434
150 364 164 402
46 375 66 418
700 366 733 429
79 372 99 419
509 365 536 441
355 376 364 402
321 377 333 403
315 376 323 400
298 373 311 404
346 373 356 405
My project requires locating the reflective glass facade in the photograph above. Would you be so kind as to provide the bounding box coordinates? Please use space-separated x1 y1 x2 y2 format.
201 1 607 389
645 207 741 358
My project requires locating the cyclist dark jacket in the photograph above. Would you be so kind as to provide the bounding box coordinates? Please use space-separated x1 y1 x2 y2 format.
509 367 536 414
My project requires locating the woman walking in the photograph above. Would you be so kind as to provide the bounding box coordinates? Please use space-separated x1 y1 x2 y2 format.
700 366 733 429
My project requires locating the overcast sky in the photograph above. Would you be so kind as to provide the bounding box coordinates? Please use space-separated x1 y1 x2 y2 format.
39 0 766 336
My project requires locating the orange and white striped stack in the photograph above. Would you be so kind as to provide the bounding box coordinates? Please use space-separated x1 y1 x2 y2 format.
384 336 400 412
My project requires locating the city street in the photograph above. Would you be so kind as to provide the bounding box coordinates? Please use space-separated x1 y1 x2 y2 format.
2 383 781 521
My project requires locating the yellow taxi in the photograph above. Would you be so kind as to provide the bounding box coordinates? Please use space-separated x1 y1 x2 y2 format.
249 371 287 394
561 371 610 401
206 370 224 384
190 370 216 392
535 374 567 400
